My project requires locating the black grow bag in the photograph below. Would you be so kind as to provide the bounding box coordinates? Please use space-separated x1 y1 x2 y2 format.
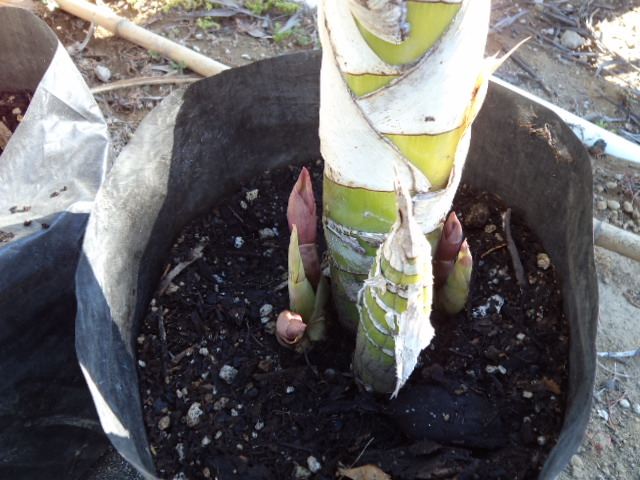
0 7 111 479
76 51 597 480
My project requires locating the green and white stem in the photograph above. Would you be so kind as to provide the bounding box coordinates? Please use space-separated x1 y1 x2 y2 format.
354 180 434 396
319 0 491 394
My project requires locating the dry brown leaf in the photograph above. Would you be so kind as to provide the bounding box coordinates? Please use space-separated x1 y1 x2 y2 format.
541 377 562 395
339 464 392 480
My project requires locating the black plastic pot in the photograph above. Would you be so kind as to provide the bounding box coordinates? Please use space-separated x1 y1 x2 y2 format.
76 51 597 480
0 8 112 480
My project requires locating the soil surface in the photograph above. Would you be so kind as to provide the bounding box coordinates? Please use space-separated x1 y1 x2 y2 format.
0 90 31 152
18 0 638 479
136 165 568 480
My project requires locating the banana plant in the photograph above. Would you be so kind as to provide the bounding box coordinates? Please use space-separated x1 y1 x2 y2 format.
318 0 492 395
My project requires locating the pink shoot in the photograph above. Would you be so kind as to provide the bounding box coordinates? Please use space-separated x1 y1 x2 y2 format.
287 167 317 245
287 167 321 288
275 310 309 351
433 211 464 288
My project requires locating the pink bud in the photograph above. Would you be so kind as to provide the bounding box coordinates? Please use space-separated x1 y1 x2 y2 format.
275 310 307 345
433 212 464 288
287 167 317 246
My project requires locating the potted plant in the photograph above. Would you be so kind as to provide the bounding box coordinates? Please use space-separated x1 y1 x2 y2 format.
75 2 597 478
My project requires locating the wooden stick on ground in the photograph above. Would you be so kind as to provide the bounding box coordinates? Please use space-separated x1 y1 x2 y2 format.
502 208 528 292
594 218 640 262
90 74 200 94
54 0 229 77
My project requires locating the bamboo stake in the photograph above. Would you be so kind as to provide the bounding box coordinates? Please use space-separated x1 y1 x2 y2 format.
90 74 200 94
594 218 640 262
54 0 229 77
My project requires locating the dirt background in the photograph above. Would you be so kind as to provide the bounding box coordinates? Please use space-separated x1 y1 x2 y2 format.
13 0 640 478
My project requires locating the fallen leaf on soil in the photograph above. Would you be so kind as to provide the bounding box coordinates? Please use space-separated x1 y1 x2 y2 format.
541 377 562 395
339 464 392 480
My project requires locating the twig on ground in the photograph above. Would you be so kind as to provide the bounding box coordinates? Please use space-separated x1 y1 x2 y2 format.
491 2 511 11
156 242 207 296
501 42 555 98
623 290 640 309
532 33 598 65
596 89 640 127
490 10 530 33
480 244 507 258
169 344 197 368
90 75 200 94
66 20 95 55
597 360 633 378
337 437 375 480
502 209 528 292
157 309 170 381
541 10 579 27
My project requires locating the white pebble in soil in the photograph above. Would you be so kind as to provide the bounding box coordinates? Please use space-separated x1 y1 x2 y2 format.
186 402 204 427
260 304 274 317
259 228 276 239
246 189 259 202
219 365 238 384
293 465 311 479
596 200 608 211
537 253 551 270
158 415 171 431
307 456 322 473
560 30 586 49
607 200 621 211
94 65 111 83
175 443 185 462
623 201 633 213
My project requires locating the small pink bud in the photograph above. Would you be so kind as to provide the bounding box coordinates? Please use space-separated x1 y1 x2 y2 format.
275 310 307 346
433 212 464 288
287 167 317 246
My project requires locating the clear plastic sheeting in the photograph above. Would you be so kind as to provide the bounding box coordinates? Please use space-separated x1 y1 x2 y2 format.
0 7 111 480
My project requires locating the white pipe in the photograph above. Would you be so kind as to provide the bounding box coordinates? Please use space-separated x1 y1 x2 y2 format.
491 76 640 164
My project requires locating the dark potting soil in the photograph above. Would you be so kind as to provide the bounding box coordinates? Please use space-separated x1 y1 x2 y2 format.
0 90 32 151
137 164 568 480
